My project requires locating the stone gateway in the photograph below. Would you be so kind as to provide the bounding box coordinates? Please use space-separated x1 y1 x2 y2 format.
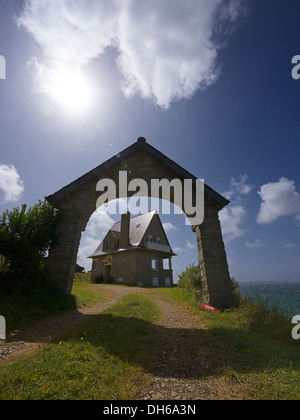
46 138 234 309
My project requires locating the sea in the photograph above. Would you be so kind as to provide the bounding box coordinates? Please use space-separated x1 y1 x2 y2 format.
238 282 300 316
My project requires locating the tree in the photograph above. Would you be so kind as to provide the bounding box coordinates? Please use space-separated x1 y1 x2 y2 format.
0 200 60 293
76 264 85 273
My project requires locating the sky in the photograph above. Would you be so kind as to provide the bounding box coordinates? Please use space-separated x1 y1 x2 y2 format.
0 0 300 284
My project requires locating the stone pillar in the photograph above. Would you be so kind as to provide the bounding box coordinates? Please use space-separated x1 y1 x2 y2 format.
193 201 234 309
46 210 83 295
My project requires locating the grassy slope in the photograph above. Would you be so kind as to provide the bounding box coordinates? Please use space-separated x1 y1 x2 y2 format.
0 294 160 400
0 274 104 332
161 288 300 400
1 279 300 400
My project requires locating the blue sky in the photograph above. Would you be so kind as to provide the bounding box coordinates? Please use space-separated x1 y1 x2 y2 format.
0 0 300 284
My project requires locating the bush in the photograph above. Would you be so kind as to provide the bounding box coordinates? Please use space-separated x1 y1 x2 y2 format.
0 199 60 294
75 264 85 273
177 263 202 292
178 264 240 306
177 263 203 303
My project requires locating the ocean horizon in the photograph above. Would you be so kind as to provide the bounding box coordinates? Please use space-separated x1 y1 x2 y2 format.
238 282 300 315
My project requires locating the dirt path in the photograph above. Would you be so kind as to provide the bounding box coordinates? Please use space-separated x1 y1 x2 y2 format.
135 290 236 400
0 286 237 400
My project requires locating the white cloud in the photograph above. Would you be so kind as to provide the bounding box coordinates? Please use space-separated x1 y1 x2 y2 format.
219 175 252 242
0 164 24 203
187 240 196 250
219 204 247 242
222 174 253 201
257 178 300 225
282 241 298 249
245 239 266 249
85 206 116 238
163 222 178 232
18 0 246 108
174 246 184 254
77 206 116 270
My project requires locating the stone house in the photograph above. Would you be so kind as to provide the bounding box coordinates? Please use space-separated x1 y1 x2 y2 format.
89 210 176 287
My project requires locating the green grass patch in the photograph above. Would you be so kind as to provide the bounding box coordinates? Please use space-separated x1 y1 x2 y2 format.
162 287 300 400
0 274 103 333
0 285 77 333
72 275 106 308
0 294 161 400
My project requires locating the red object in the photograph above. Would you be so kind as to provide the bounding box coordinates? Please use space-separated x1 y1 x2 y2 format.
201 304 219 313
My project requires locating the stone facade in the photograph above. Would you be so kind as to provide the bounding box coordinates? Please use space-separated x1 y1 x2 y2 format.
192 197 234 309
91 249 174 288
90 211 175 288
46 138 234 308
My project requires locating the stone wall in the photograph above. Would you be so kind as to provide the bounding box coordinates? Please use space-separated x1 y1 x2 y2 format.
91 248 174 288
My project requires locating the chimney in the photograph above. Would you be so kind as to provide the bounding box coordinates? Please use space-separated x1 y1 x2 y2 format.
120 212 130 249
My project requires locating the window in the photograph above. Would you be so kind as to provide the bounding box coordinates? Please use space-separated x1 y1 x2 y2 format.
152 277 159 287
156 236 162 244
163 258 170 270
151 259 159 270
148 235 153 242
92 260 99 271
165 278 171 287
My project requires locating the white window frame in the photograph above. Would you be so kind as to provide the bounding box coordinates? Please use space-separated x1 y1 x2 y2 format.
165 278 171 287
152 277 159 287
163 258 170 270
151 259 159 270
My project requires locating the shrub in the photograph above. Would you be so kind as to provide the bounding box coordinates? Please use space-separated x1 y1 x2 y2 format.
177 263 202 292
178 264 241 306
75 264 85 273
0 199 60 294
177 263 203 303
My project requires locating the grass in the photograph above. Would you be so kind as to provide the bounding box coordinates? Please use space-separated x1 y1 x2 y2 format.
0 294 161 400
161 287 300 400
2 279 300 400
72 273 106 307
0 273 104 333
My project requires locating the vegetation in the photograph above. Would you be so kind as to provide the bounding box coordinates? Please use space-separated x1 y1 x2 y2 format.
177 263 203 304
177 262 240 306
0 253 299 400
0 200 60 295
161 284 300 400
75 264 85 273
0 294 160 400
0 273 100 333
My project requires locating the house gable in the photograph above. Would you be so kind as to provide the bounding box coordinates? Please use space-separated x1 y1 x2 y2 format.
102 230 119 253
141 213 171 248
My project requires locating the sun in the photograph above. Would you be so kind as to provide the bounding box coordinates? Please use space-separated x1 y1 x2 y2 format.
44 64 95 115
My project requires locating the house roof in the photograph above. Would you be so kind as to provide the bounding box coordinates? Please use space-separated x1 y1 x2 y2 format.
110 210 157 246
88 210 176 258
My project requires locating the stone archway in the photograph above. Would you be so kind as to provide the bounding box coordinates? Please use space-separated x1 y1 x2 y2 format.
46 138 234 309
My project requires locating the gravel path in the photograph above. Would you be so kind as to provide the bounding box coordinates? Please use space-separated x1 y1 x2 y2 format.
136 291 227 400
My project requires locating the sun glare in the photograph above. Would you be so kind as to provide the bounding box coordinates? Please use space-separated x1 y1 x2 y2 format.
45 65 94 115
